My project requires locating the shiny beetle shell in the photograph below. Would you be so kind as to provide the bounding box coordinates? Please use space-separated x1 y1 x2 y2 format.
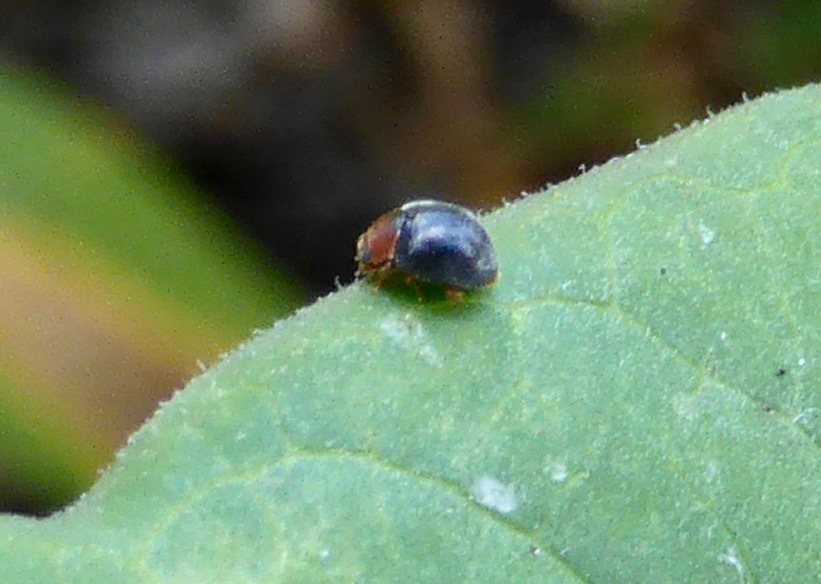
356 199 498 290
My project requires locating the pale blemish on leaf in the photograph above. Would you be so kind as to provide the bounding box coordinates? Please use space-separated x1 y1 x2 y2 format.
704 462 721 484
718 546 745 579
545 460 568 483
672 392 702 421
471 476 519 515
698 222 716 247
378 312 442 367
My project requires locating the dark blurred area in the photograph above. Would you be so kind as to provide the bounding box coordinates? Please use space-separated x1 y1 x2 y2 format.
1 0 817 296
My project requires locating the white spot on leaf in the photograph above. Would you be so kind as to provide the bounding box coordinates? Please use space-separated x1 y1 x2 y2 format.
546 460 568 483
705 462 720 483
793 408 816 426
472 476 519 515
673 393 701 421
379 313 442 367
698 222 716 246
718 546 744 578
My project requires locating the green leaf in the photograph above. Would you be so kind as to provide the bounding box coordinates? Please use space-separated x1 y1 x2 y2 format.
1 85 818 582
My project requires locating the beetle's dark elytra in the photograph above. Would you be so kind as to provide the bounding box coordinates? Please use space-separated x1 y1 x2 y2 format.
356 199 498 291
394 201 498 289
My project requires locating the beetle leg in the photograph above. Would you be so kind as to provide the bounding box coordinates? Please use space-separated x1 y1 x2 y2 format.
401 275 424 301
444 286 465 304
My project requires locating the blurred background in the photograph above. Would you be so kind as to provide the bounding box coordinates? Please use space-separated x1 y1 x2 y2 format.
0 0 817 515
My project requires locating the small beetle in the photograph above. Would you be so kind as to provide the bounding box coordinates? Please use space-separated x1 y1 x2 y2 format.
355 199 499 295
